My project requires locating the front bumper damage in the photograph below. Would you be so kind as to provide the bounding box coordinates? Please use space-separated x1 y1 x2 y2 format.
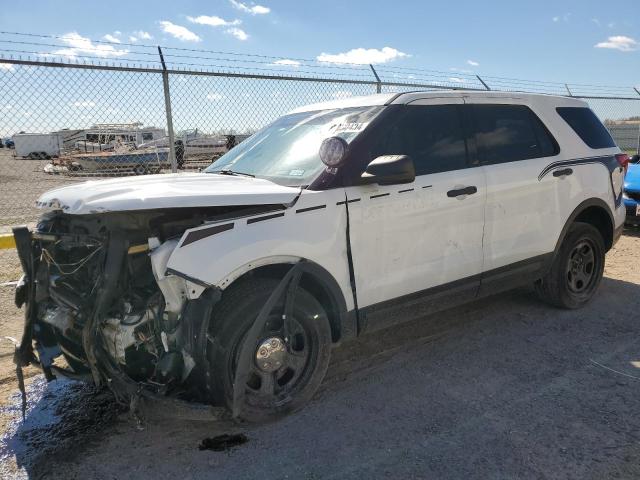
12 212 310 421
11 220 222 415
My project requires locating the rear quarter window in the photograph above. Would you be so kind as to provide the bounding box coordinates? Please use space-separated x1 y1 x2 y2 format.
556 107 616 149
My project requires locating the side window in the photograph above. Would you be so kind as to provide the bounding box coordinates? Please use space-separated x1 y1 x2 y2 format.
472 104 559 164
556 107 616 149
372 105 468 175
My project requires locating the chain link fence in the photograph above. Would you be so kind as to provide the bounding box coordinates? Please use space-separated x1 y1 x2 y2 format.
1 51 640 281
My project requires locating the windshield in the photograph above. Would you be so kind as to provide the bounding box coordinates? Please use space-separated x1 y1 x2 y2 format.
205 106 384 186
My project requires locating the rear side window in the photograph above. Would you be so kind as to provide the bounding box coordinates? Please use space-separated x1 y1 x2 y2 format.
556 107 616 149
372 105 468 175
472 104 559 164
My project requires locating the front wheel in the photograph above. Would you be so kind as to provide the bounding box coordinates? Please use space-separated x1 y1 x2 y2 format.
207 277 332 422
535 222 605 309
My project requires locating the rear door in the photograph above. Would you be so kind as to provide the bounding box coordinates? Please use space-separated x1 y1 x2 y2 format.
466 100 564 294
344 98 487 332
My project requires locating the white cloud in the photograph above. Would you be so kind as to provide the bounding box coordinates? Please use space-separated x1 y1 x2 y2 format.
450 67 472 74
226 27 249 40
553 13 571 23
102 33 121 43
134 30 153 40
591 18 601 27
187 15 241 27
273 59 301 67
49 32 129 58
317 47 408 65
71 101 96 108
206 93 225 101
467 59 479 67
595 35 638 52
159 21 201 42
129 36 138 42
449 77 468 84
230 0 270 15
0 63 15 71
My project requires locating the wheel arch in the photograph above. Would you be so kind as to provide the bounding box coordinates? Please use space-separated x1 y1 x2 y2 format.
555 198 615 255
220 258 354 344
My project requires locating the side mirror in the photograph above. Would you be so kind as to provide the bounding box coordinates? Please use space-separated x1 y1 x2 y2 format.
360 155 415 186
631 154 640 164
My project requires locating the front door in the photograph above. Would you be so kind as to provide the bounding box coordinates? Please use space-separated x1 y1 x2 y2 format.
344 98 487 332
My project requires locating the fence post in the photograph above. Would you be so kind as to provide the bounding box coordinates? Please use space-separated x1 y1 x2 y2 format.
158 46 177 173
476 75 491 91
565 84 573 96
369 64 381 93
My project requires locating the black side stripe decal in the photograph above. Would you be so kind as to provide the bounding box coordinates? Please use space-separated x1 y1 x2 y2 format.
370 193 390 199
337 198 361 205
181 222 234 247
538 154 622 207
538 155 615 181
296 205 326 213
398 188 414 193
247 212 285 224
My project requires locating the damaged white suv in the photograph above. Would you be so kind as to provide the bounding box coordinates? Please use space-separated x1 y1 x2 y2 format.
14 91 627 422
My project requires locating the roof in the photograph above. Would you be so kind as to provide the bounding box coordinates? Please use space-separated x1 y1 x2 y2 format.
288 90 587 114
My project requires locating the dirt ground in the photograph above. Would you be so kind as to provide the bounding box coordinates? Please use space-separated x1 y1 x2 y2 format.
1 231 640 479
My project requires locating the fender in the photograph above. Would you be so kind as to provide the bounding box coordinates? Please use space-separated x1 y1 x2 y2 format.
552 197 615 263
163 188 355 336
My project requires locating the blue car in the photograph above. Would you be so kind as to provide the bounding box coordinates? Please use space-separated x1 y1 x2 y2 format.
624 155 640 226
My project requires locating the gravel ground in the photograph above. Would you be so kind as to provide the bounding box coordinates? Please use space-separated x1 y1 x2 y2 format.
0 231 639 479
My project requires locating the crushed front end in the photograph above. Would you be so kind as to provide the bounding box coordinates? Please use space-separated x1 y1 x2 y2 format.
12 209 234 406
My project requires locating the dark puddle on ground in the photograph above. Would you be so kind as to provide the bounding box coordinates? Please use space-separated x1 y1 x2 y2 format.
0 376 121 478
199 433 249 452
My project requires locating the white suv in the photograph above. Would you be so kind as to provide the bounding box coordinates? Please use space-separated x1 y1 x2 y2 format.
14 91 627 421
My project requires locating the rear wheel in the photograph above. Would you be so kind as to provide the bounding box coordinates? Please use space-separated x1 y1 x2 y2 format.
208 277 332 422
535 222 605 309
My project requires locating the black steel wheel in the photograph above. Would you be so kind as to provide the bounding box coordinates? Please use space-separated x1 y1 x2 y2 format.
566 239 597 294
207 277 332 422
535 222 605 309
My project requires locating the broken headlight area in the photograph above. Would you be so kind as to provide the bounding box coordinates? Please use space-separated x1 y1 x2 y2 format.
12 207 272 406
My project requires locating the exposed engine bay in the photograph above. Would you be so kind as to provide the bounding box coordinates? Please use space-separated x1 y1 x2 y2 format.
13 205 281 406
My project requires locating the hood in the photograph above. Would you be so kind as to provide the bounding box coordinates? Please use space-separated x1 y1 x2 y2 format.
36 173 301 214
625 163 640 192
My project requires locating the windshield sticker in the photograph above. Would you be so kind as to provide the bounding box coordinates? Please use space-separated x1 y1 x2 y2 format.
329 122 367 134
288 169 305 176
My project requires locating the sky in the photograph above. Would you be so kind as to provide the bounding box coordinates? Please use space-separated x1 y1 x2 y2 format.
1 0 638 86
1 0 640 136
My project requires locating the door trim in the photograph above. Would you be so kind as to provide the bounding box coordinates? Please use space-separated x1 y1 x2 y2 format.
358 253 552 334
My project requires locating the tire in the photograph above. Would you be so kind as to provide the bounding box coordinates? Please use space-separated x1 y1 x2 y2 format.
535 222 605 309
208 277 332 423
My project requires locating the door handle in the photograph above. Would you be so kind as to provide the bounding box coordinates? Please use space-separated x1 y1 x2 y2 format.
553 168 573 177
447 186 478 198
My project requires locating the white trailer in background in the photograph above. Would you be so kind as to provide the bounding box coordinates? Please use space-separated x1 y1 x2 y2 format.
13 133 63 158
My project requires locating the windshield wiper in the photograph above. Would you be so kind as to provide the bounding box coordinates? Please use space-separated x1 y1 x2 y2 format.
209 169 255 178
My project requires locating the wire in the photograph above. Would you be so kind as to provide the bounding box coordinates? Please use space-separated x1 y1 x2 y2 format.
0 30 638 94
42 245 103 276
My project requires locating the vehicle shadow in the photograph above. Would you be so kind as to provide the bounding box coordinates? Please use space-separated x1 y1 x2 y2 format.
6 276 640 479
623 225 640 238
